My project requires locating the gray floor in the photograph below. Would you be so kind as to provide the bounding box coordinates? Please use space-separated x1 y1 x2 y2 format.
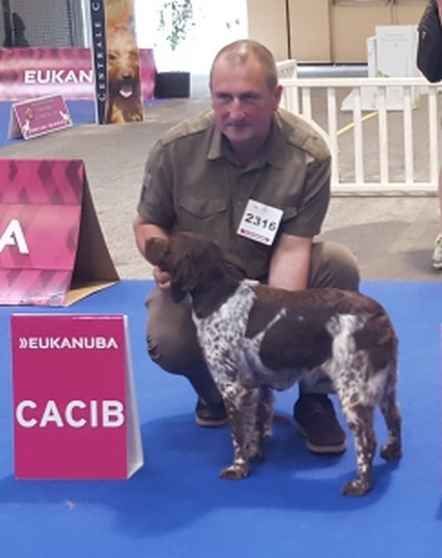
1 91 440 283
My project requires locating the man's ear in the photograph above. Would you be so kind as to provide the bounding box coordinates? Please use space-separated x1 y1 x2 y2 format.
273 84 283 110
144 237 168 266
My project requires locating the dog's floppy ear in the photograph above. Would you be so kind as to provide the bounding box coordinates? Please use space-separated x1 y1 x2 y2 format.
144 237 169 266
173 253 199 294
169 255 193 303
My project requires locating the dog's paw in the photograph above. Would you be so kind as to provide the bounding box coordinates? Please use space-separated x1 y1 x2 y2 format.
380 442 402 461
219 464 249 480
245 442 264 462
248 447 265 463
342 478 372 496
263 426 273 439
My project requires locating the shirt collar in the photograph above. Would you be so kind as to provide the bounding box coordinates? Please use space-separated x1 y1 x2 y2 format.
207 111 287 170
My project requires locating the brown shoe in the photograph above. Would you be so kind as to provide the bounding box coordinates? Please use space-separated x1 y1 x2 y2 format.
293 394 346 454
195 398 228 427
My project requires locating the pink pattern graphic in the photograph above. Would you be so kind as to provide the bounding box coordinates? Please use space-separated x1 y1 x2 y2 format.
0 159 84 204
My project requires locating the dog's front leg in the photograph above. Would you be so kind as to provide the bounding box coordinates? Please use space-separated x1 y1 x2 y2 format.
108 104 125 124
219 385 261 480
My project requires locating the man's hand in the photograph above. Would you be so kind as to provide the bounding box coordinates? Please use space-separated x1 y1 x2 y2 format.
132 216 172 288
153 266 171 289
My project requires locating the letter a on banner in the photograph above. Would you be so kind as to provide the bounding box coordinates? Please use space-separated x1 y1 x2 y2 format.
11 314 143 479
0 159 119 306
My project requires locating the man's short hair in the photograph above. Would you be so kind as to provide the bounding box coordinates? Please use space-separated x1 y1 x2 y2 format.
210 40 278 91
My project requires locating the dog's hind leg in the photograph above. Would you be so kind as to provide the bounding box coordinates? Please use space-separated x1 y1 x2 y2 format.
379 384 402 461
258 386 274 440
220 386 261 480
340 403 376 496
252 386 274 462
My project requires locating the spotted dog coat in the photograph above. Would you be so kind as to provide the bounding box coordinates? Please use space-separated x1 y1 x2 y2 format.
145 233 402 496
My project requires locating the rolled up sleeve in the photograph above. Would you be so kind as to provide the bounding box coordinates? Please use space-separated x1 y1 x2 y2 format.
281 155 331 238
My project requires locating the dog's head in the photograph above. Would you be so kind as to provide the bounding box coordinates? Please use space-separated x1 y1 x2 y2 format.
145 233 227 303
107 26 140 97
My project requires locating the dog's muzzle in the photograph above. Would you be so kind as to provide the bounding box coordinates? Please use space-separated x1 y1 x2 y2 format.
118 81 135 98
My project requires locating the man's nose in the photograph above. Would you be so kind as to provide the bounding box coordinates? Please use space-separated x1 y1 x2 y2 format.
228 97 246 119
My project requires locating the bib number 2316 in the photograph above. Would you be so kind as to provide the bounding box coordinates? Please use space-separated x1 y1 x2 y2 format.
237 199 283 246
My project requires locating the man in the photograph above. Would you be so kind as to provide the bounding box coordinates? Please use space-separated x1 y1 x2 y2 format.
133 40 359 455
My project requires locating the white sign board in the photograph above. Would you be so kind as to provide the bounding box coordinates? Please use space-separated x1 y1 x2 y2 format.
341 25 420 112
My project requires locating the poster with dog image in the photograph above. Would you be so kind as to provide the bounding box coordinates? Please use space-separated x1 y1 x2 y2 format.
90 0 144 124
104 0 144 124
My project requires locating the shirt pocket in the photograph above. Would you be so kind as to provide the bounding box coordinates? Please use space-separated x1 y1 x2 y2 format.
176 197 228 235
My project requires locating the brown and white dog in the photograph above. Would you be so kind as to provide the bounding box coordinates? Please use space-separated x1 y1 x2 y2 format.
145 232 402 496
106 26 143 124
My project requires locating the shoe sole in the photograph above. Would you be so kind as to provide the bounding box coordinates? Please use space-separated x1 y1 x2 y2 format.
433 261 442 270
294 420 347 455
195 414 228 428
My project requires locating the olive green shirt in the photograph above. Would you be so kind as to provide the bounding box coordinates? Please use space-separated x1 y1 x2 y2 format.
137 108 331 280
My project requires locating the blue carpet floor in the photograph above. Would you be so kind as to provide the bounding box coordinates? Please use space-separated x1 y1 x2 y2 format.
0 279 441 557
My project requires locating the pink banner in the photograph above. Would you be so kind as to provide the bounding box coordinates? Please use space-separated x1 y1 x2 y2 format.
0 159 119 306
0 47 155 101
12 314 143 479
0 159 83 305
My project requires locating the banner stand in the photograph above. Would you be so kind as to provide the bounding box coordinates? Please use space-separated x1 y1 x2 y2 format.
66 171 119 305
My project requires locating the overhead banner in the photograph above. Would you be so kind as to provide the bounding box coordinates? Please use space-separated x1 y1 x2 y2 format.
12 313 143 479
0 158 119 306
91 0 144 125
0 47 155 102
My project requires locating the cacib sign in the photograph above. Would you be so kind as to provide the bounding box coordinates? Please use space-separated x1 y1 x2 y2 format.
11 313 143 479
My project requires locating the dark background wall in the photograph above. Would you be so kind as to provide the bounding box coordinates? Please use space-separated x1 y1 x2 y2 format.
1 0 86 47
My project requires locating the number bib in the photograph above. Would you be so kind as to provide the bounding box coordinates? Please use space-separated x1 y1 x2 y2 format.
237 199 283 246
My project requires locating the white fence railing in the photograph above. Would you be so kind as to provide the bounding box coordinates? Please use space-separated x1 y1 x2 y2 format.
279 76 440 195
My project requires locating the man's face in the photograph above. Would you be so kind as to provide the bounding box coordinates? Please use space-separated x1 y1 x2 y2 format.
210 56 282 151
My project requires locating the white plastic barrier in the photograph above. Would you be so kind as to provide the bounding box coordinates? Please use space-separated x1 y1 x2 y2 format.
279 76 440 195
